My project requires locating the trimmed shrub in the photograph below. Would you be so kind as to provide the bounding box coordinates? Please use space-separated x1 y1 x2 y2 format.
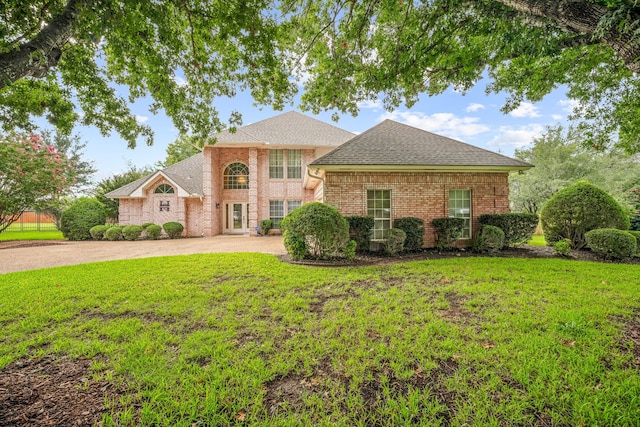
553 239 572 257
141 222 155 229
89 224 109 240
163 222 184 239
432 217 465 250
283 230 307 260
60 198 107 241
394 217 425 251
122 225 144 241
104 226 123 241
346 215 374 252
146 224 162 240
541 181 629 249
472 225 505 254
478 213 538 247
280 202 350 259
260 219 274 236
628 230 640 255
343 240 357 261
384 228 406 256
585 228 637 260
631 215 640 231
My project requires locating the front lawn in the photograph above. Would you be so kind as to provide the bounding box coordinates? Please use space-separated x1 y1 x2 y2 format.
0 230 64 241
1 254 639 426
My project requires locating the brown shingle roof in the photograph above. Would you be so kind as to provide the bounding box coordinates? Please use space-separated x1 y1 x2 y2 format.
213 111 354 147
310 120 532 169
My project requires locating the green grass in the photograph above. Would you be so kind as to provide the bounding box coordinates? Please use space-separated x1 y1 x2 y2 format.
529 234 546 246
2 254 639 426
0 230 64 241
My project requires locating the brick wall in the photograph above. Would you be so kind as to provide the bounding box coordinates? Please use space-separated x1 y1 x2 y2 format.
324 171 511 247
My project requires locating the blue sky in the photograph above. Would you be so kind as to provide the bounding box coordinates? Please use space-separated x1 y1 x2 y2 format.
70 79 574 182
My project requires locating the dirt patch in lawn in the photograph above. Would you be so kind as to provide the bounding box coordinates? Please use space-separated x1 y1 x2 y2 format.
614 311 640 368
0 355 130 426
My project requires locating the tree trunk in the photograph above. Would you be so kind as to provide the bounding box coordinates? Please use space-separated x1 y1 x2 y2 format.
497 0 640 73
0 0 93 89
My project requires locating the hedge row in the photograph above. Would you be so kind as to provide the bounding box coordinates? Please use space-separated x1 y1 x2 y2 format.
88 222 184 241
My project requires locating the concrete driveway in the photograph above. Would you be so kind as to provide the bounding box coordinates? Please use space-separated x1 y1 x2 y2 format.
0 235 286 274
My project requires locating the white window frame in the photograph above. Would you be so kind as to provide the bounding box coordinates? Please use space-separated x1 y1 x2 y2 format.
269 150 284 179
367 190 391 241
287 150 302 179
449 189 472 238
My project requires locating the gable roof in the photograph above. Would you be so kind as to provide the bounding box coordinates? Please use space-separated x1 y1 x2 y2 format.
105 152 204 198
213 111 355 147
310 120 533 171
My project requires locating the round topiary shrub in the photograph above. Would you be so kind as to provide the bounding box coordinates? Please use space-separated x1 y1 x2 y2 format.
260 219 274 236
585 228 637 260
104 226 123 241
473 225 505 254
384 228 406 256
89 224 110 240
280 202 349 259
540 180 630 249
60 198 107 241
283 230 307 260
122 225 143 241
394 217 425 251
163 222 184 239
628 230 640 255
141 222 155 229
146 224 162 240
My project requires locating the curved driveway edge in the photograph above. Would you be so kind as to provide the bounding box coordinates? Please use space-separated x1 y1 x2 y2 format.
0 235 286 274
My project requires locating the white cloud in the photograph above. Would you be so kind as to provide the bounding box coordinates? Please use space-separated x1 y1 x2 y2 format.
466 103 485 112
559 99 579 112
172 75 187 87
488 124 545 150
380 110 490 138
357 99 383 111
135 115 149 123
509 102 541 118
551 114 563 120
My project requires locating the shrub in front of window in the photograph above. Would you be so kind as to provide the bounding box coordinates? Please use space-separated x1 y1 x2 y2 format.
122 225 144 241
394 217 425 251
553 239 572 257
60 198 107 241
104 226 124 241
472 225 505 254
280 202 350 259
432 217 465 250
585 228 637 260
384 228 406 256
89 224 110 240
478 213 538 247
163 222 184 239
541 180 629 249
260 219 274 236
345 215 374 252
146 224 162 240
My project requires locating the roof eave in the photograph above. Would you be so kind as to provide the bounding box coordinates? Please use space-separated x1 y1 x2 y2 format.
310 164 533 173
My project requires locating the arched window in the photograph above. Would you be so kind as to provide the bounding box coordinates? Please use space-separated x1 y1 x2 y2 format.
154 183 175 194
224 162 249 189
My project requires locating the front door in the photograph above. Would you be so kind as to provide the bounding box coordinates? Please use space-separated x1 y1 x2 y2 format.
224 202 249 234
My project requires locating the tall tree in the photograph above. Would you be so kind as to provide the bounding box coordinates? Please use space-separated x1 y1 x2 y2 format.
0 132 76 232
2 1 640 151
156 135 202 169
509 125 640 214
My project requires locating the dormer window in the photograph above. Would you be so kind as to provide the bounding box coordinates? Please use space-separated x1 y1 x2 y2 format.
154 184 175 194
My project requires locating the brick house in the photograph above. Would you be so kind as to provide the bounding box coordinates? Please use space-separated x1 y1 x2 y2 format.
107 112 532 246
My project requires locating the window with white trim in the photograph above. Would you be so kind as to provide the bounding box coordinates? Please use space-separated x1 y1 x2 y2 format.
270 200 285 229
367 190 391 240
224 162 249 189
287 200 302 213
287 150 302 179
154 183 174 194
449 189 471 238
269 150 284 178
